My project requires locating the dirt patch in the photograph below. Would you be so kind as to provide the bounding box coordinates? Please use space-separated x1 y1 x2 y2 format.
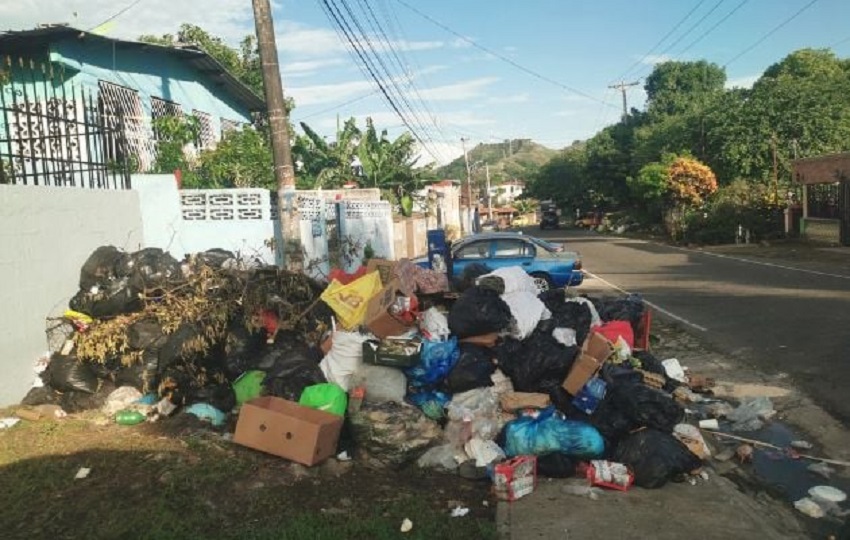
0 414 495 540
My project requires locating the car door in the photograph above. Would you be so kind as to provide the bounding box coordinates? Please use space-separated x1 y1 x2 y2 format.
488 238 535 272
451 239 493 277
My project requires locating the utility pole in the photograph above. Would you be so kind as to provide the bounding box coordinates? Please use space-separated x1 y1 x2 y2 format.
771 133 779 205
485 163 493 221
608 80 640 121
461 137 472 234
252 0 297 267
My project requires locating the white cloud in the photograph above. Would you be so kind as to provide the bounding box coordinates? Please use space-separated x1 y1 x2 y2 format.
555 110 577 117
450 37 473 49
281 58 346 78
639 53 673 66
487 93 529 104
725 74 758 89
276 20 444 58
418 77 500 101
0 0 255 43
288 79 375 106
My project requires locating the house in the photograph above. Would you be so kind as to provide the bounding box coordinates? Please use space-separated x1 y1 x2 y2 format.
792 152 850 245
488 179 525 205
0 25 264 188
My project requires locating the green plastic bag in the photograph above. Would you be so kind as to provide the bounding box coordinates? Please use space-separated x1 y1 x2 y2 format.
233 370 266 405
299 383 348 416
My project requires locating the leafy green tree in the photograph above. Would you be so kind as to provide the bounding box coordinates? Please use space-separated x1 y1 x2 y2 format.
291 118 361 188
191 126 275 189
644 60 726 118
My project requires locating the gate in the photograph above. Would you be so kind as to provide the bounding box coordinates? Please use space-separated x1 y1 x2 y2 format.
0 56 131 189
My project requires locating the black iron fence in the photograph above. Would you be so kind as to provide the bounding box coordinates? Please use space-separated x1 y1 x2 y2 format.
0 56 131 189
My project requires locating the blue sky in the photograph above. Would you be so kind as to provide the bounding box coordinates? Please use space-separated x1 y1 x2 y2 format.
5 0 850 164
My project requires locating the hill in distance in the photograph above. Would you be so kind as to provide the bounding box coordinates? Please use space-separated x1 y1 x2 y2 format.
434 139 558 185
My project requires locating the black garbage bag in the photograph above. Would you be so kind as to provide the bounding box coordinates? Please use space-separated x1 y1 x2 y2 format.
445 343 496 394
195 248 236 269
114 350 159 393
46 354 99 394
79 245 128 290
633 350 664 375
448 286 512 338
222 323 268 380
127 319 167 350
613 429 702 488
537 453 576 478
190 383 237 412
20 386 61 407
69 277 142 318
539 290 593 345
501 331 579 394
454 263 491 292
158 324 203 372
492 337 523 373
118 248 181 291
263 348 326 402
594 293 645 326
60 380 116 413
476 275 505 295
607 382 684 433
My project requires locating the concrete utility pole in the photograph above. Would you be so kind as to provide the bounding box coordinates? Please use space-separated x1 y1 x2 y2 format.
461 137 473 234
252 0 297 266
608 80 640 121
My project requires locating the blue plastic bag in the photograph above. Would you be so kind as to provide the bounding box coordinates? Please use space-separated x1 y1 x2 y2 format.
407 390 451 420
504 407 605 458
405 337 460 387
185 403 226 427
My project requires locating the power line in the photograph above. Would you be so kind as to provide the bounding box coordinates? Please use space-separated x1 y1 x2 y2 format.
393 0 614 108
86 0 144 32
297 90 380 120
830 34 850 48
723 0 821 67
676 0 750 57
319 0 442 162
616 0 707 81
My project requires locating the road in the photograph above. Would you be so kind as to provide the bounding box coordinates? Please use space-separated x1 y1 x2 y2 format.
533 228 850 423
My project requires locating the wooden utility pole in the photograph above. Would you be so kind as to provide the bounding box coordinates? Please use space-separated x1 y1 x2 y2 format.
252 0 297 266
485 163 493 221
608 80 640 121
461 137 472 234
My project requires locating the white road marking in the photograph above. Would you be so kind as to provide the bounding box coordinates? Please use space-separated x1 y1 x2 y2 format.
601 235 850 281
584 270 709 332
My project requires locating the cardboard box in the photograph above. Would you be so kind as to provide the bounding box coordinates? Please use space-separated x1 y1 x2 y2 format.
362 338 421 368
233 396 343 466
365 279 414 339
366 258 396 286
563 333 614 396
460 333 500 348
493 456 537 502
500 392 551 412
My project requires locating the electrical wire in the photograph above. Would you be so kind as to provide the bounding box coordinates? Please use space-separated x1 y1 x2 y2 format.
86 0 144 32
676 0 750 57
615 0 708 81
723 0 821 67
393 0 613 108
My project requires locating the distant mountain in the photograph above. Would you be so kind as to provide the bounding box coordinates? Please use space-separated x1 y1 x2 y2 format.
434 139 558 185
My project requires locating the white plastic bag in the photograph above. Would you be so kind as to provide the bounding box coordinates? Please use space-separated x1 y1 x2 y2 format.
102 386 143 416
477 266 537 295
552 328 577 347
420 307 450 340
354 363 406 404
319 331 368 391
502 291 550 340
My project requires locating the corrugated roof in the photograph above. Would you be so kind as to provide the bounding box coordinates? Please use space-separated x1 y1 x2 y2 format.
0 25 265 111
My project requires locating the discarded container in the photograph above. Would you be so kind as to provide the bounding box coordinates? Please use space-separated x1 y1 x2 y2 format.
794 497 825 518
115 409 146 426
493 456 537 502
185 403 226 426
585 460 634 491
698 419 720 430
571 377 607 415
809 485 847 504
233 397 344 466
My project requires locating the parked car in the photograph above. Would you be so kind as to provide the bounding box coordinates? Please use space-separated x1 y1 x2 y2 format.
439 232 584 291
539 211 560 230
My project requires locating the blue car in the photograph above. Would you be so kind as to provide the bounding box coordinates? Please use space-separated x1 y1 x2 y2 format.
443 232 584 291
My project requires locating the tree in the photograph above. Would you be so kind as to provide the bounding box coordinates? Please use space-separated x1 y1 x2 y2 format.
291 118 361 188
192 126 275 189
644 60 726 118
667 156 717 208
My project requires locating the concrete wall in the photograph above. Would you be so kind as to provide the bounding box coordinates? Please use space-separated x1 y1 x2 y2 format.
0 185 143 406
393 215 432 260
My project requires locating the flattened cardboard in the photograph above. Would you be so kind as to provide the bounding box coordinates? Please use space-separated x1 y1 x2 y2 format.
362 339 421 368
459 333 500 348
366 259 396 287
233 396 343 466
364 279 413 338
563 333 614 396
500 392 551 412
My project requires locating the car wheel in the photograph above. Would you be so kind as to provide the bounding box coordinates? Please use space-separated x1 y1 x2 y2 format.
530 272 553 293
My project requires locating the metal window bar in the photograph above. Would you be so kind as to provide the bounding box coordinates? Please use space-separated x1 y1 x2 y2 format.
192 109 215 150
220 117 242 138
150 97 183 141
0 56 131 189
98 80 156 172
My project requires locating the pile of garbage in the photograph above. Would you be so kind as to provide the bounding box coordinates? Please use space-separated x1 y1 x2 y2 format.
21 247 721 495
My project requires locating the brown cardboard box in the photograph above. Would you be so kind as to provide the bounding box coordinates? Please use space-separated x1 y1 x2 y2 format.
500 392 551 412
460 333 500 348
233 396 344 466
366 258 396 286
562 333 614 396
364 279 414 339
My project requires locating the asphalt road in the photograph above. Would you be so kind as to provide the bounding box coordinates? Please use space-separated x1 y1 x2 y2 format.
532 227 850 423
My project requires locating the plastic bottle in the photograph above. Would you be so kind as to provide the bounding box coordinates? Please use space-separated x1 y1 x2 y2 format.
348 386 365 414
115 409 146 426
